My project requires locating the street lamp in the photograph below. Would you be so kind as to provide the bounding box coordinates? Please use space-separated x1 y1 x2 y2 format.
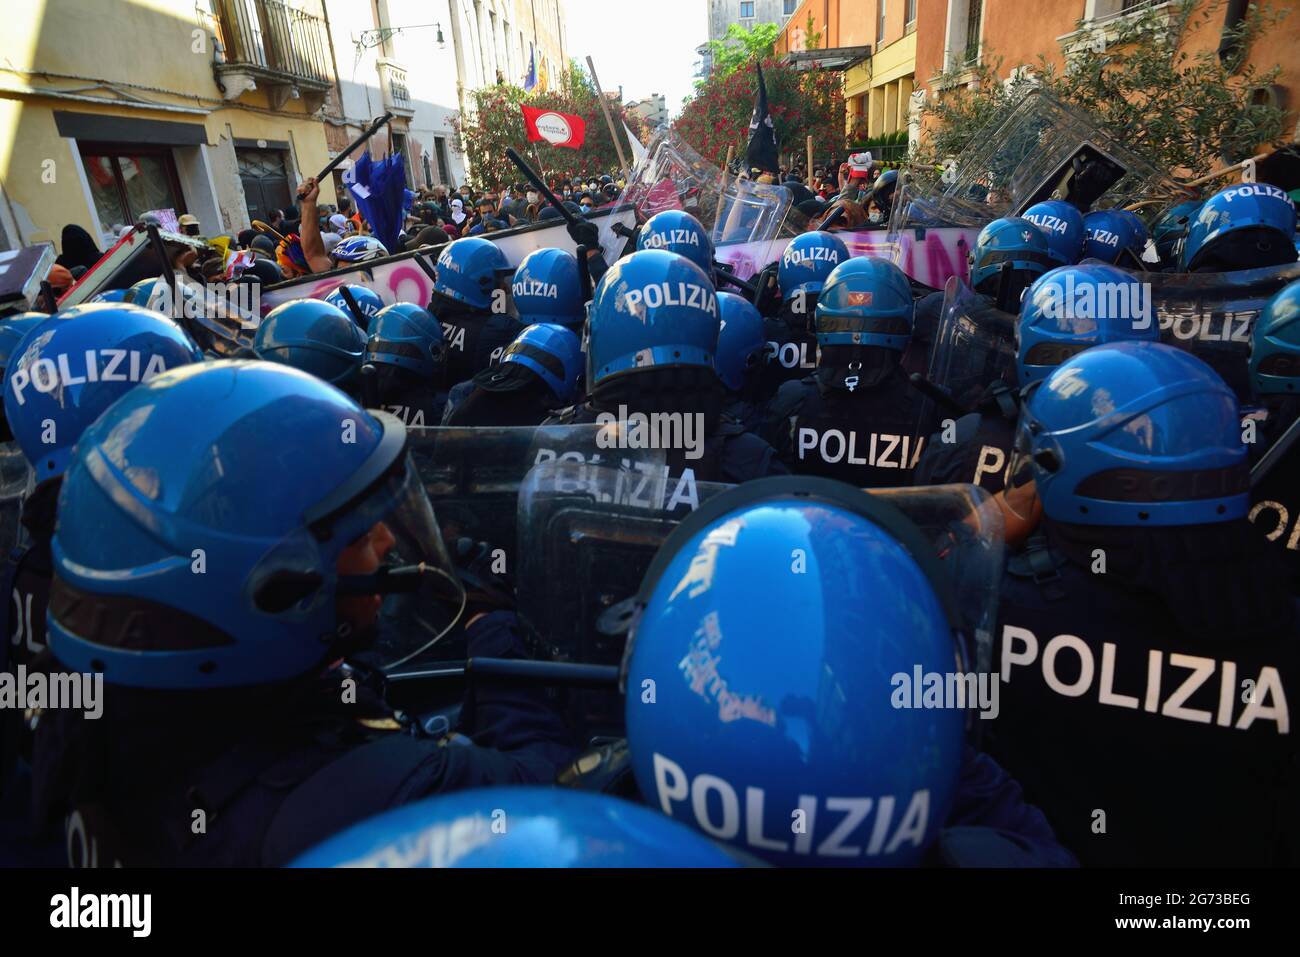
356 23 446 52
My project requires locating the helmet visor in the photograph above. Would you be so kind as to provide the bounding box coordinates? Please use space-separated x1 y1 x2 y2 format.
330 453 467 671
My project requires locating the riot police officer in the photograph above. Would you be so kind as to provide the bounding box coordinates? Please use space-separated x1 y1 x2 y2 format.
253 298 367 394
30 361 576 866
445 323 582 427
764 257 931 488
991 340 1297 866
760 231 847 396
715 291 769 434
1178 181 1298 274
546 249 785 502
623 476 1075 866
430 237 522 392
0 304 202 864
358 302 447 428
914 263 1160 494
1246 278 1300 592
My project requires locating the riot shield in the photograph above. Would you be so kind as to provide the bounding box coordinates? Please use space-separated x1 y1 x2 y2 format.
1147 261 1300 400
604 128 794 279
409 424 668 581
515 464 1004 739
515 460 735 739
892 89 1177 234
0 441 33 558
925 276 1018 414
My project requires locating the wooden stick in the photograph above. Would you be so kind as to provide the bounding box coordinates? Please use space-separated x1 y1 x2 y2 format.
586 56 630 179
715 145 735 223
1180 150 1271 189
806 135 813 182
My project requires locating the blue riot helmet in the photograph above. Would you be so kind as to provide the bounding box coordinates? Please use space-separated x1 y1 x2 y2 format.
3 303 202 481
122 275 202 318
1151 199 1204 266
254 298 367 390
323 284 385 333
47 361 466 688
433 236 510 311
714 291 766 393
1249 278 1300 395
290 787 740 868
815 256 914 350
636 210 715 276
1022 200 1085 266
497 323 582 405
1080 209 1137 264
0 313 54 442
585 249 719 389
777 230 849 301
623 477 967 867
1179 182 1298 272
1016 341 1248 526
1110 208 1153 262
969 217 1055 297
359 301 445 412
1016 263 1161 387
331 235 389 264
511 248 586 330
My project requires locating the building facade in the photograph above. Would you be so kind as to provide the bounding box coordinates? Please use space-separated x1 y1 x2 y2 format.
0 0 341 249
776 0 1298 156
0 0 570 250
700 0 801 75
627 94 668 128
777 0 919 150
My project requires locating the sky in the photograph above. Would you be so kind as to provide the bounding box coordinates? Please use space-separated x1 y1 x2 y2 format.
561 0 708 119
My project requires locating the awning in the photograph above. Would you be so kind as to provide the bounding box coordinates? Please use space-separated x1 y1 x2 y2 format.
783 45 872 72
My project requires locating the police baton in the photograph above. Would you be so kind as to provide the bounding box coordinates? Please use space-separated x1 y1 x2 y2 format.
385 658 621 689
298 112 394 199
1251 413 1300 488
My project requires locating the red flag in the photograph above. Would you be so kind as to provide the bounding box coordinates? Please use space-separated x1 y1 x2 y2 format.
520 105 586 150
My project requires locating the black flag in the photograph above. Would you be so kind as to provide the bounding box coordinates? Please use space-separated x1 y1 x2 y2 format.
744 61 779 176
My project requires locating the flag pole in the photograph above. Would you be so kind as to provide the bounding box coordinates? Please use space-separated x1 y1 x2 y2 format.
586 55 631 179
806 135 814 182
715 145 735 223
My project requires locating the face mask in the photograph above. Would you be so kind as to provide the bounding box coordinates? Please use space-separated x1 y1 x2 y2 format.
869 212 883 223
581 204 592 212
527 192 538 204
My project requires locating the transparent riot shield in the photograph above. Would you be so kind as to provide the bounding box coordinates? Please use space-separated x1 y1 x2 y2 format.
516 465 1004 740
892 89 1178 234
925 276 1018 415
1147 261 1300 400
408 424 668 591
0 441 33 558
515 460 735 739
603 128 794 280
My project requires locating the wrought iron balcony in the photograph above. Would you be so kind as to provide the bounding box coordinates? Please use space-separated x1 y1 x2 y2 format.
377 59 414 117
212 0 333 108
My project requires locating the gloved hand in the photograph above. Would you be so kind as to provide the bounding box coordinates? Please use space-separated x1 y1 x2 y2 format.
566 217 600 250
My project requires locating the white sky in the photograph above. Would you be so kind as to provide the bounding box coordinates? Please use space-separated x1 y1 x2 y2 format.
561 0 708 118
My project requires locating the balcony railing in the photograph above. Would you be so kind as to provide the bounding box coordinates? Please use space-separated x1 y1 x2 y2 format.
376 59 413 115
214 0 332 88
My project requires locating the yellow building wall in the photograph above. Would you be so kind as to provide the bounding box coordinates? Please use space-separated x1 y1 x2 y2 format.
0 0 333 246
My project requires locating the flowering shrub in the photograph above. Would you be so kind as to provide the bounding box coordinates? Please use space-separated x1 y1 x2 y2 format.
676 57 845 166
452 64 651 189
